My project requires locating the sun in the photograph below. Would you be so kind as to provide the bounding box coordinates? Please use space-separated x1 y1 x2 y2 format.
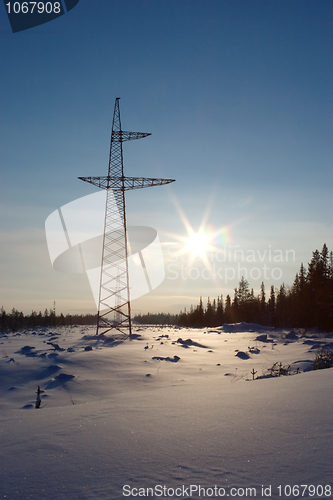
184 231 210 258
165 193 232 269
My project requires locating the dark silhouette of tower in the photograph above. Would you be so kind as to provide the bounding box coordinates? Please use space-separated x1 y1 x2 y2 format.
79 98 175 336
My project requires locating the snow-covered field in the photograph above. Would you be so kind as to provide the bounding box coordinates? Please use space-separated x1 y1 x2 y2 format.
0 324 332 500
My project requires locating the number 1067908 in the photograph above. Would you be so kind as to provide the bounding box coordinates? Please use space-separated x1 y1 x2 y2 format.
5 2 61 14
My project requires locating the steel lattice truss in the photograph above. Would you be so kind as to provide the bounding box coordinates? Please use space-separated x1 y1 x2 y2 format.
78 176 175 191
79 98 175 336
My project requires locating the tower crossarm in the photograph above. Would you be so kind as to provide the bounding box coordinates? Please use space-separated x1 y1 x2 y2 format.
112 131 151 142
123 176 175 190
79 176 175 191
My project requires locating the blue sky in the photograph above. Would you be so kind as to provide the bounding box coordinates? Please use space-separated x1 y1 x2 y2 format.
1 0 332 315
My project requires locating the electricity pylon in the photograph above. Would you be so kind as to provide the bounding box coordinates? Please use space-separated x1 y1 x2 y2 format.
79 98 175 336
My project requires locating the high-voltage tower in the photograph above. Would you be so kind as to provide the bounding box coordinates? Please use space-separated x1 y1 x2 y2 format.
79 98 175 337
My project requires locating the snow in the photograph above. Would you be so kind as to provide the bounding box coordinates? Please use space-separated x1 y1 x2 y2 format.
0 324 332 499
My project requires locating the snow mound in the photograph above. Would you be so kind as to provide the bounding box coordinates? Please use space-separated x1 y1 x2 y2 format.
35 364 62 380
152 355 180 363
45 372 75 389
17 345 36 356
255 334 268 342
285 330 299 340
176 338 207 348
235 351 250 360
222 322 273 333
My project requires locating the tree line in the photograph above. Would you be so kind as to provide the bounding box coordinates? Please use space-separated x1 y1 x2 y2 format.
134 244 333 332
0 306 96 332
2 244 332 332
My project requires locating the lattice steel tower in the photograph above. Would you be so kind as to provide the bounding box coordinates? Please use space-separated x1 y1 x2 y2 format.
79 98 175 336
